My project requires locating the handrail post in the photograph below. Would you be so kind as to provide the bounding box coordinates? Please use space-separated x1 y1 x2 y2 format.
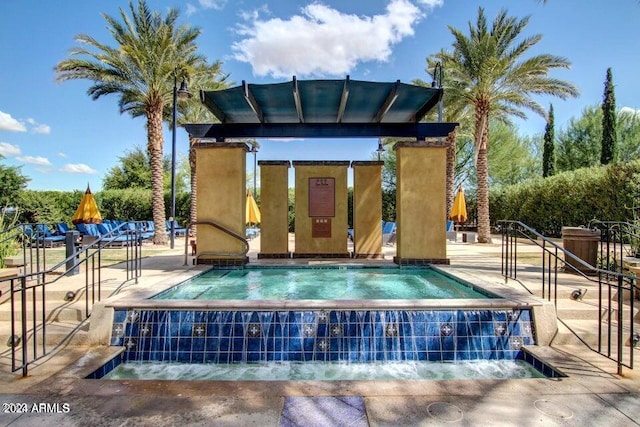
21 276 28 377
617 275 623 375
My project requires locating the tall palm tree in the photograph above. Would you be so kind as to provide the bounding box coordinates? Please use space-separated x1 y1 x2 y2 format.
439 7 578 242
174 61 230 233
55 0 205 244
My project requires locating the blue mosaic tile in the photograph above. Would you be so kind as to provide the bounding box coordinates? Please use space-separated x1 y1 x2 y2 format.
114 308 539 364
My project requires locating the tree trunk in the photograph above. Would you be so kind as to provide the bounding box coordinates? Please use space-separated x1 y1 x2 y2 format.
189 135 198 236
445 130 457 219
147 104 168 245
475 100 491 243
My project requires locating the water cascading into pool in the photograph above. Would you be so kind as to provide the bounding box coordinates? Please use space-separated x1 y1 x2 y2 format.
111 308 535 364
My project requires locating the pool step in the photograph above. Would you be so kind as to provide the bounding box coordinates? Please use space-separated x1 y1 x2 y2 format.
552 318 639 348
0 285 117 322
0 320 90 349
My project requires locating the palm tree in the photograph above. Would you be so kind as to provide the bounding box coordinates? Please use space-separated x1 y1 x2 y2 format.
55 0 205 244
438 7 578 242
174 61 230 233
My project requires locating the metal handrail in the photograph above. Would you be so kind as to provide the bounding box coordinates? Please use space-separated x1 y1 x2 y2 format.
183 221 250 266
499 220 637 375
2 221 143 376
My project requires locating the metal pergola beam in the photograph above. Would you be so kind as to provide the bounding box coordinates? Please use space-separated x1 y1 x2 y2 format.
185 122 458 139
292 76 304 123
336 76 350 123
242 80 264 123
373 80 400 123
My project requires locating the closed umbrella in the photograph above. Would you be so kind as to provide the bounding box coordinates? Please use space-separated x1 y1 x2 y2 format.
449 186 467 223
72 185 102 224
246 189 261 225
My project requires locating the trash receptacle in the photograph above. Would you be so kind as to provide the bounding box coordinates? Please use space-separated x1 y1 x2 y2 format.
561 226 600 275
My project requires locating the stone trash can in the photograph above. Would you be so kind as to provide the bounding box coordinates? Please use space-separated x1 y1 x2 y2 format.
561 226 601 275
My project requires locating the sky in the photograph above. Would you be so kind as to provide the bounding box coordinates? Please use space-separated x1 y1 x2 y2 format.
1 0 639 192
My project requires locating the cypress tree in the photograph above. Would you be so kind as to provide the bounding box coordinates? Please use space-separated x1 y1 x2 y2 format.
601 67 617 164
542 104 555 177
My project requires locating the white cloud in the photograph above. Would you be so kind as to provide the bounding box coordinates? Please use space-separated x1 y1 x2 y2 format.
57 152 68 158
17 155 51 166
185 3 197 16
60 163 98 174
0 142 21 156
232 0 426 78
416 0 444 7
32 124 51 134
0 111 26 132
619 107 640 118
198 0 227 10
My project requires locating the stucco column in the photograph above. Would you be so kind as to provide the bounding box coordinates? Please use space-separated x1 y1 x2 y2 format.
394 142 449 265
352 161 384 259
194 142 248 266
293 161 350 258
258 161 291 258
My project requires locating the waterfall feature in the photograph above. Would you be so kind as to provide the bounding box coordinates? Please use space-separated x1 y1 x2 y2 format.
111 308 535 364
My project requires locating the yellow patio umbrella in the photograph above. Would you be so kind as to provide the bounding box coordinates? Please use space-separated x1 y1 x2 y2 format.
246 189 261 225
72 185 102 224
449 186 467 223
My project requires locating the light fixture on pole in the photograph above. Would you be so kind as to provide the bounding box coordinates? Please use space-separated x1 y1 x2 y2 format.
376 138 385 161
431 62 444 123
170 76 192 249
251 145 258 197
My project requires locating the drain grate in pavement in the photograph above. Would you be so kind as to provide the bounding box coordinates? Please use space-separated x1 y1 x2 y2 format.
280 396 368 427
534 399 574 420
427 402 464 422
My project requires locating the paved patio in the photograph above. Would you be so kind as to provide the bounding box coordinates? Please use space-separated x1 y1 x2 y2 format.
0 235 638 426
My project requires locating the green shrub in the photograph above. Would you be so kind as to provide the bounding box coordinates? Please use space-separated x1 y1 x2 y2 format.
0 210 20 266
17 190 83 224
490 160 640 236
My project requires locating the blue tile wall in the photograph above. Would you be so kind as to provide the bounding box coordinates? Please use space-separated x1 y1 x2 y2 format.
110 309 536 363
85 353 123 379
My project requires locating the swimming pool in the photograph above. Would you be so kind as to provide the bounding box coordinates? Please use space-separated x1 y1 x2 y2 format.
151 267 494 300
94 265 555 382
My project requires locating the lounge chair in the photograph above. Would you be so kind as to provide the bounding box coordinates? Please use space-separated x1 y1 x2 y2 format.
382 221 396 246
56 222 70 235
35 224 66 247
166 220 188 237
446 220 457 241
76 223 131 247
246 227 260 240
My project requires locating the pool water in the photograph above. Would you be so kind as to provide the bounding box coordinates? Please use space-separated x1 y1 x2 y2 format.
103 359 545 381
152 267 492 300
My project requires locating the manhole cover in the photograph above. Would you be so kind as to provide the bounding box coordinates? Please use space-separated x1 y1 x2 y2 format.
427 402 464 422
534 399 574 420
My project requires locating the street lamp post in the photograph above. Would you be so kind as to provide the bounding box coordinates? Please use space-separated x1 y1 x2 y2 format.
431 62 443 122
376 138 385 161
170 76 191 249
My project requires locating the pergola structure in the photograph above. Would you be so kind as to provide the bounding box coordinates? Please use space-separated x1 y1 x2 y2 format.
184 77 457 265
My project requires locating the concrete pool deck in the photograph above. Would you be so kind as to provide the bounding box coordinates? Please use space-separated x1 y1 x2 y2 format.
1 235 639 426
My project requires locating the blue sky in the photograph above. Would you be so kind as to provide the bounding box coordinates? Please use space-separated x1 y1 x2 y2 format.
1 0 639 191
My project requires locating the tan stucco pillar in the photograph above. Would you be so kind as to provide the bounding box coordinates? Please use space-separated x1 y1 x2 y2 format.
258 160 291 258
352 161 383 259
394 142 449 264
293 161 350 258
194 142 248 265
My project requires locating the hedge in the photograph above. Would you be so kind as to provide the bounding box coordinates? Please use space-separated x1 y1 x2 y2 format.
15 188 191 227
490 160 640 236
